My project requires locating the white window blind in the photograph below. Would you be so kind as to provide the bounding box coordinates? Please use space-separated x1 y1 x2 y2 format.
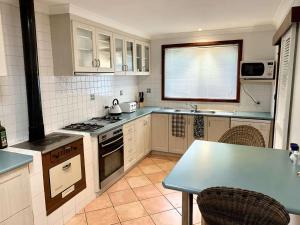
163 43 240 101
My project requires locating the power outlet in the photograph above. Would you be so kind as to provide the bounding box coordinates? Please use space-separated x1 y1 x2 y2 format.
120 90 123 96
90 94 95 100
146 88 151 93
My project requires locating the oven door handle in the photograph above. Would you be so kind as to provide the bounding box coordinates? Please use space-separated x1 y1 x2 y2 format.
101 136 123 147
101 144 124 158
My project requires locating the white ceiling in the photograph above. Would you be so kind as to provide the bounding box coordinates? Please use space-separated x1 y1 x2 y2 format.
40 0 282 38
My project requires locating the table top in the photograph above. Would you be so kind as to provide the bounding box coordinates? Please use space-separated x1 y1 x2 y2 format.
163 140 300 214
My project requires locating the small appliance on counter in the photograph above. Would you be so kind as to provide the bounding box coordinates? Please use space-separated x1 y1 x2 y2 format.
0 122 7 149
120 102 137 113
138 92 144 108
107 98 122 115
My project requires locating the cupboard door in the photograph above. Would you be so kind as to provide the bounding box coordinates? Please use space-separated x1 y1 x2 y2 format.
151 114 169 152
143 44 150 74
123 122 136 171
72 22 96 72
96 30 114 72
0 166 31 222
136 43 143 72
144 115 152 155
135 118 146 160
2 207 33 225
168 115 188 154
114 37 125 75
207 117 230 142
125 40 135 75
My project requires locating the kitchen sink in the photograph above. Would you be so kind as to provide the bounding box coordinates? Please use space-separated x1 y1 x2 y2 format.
190 109 216 114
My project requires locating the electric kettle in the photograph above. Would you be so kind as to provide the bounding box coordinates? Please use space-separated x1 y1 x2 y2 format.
109 99 122 115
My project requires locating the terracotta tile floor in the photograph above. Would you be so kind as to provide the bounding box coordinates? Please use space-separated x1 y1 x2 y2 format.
65 154 202 225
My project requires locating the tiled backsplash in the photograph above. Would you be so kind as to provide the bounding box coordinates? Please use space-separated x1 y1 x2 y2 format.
0 3 138 145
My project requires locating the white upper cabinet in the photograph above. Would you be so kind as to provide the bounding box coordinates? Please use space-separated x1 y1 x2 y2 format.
73 22 114 73
95 30 114 72
114 35 136 75
73 22 97 73
135 41 150 75
50 14 150 76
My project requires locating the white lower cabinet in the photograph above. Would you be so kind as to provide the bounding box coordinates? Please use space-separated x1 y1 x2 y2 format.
231 118 272 147
123 115 152 171
2 207 33 225
168 115 188 154
0 166 33 225
206 117 230 142
151 113 169 152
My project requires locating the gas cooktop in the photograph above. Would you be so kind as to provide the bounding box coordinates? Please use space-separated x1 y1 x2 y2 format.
63 115 123 132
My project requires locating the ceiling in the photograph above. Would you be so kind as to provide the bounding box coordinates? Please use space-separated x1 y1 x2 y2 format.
40 0 282 37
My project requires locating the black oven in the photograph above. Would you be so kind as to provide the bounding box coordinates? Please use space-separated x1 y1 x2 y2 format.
98 126 124 189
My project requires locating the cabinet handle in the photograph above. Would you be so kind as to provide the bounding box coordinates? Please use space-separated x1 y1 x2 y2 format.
62 163 71 171
122 64 126 71
125 65 128 71
98 59 101 68
92 59 96 67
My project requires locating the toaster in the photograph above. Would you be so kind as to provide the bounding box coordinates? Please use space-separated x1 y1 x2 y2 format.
120 102 137 113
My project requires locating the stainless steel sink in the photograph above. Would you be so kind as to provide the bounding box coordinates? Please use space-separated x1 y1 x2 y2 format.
190 109 216 114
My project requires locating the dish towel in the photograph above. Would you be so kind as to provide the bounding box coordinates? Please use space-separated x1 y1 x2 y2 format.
194 115 204 138
172 114 186 137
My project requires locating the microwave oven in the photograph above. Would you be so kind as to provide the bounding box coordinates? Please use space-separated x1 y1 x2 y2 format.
240 60 275 79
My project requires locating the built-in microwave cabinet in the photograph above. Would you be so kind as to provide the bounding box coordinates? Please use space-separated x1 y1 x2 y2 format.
114 35 135 75
135 41 150 75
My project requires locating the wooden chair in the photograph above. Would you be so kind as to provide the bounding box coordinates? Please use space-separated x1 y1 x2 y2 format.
218 125 265 147
197 187 290 225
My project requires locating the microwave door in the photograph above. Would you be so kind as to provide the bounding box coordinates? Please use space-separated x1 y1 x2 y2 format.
242 63 265 76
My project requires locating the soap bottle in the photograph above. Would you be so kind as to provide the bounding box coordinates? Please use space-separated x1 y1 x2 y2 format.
0 122 7 149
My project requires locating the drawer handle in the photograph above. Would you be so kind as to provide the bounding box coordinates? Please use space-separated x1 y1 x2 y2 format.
62 163 71 171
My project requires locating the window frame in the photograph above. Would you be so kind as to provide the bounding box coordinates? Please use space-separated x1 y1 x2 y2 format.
161 40 243 102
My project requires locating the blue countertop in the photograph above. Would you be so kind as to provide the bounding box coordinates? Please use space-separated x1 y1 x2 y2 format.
163 140 300 215
0 150 33 175
89 107 273 136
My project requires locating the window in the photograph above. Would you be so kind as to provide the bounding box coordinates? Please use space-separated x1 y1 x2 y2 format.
162 40 243 102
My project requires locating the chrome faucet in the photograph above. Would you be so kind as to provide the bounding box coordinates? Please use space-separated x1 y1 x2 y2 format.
190 104 198 112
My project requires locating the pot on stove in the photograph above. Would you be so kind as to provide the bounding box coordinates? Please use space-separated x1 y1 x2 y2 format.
108 99 122 116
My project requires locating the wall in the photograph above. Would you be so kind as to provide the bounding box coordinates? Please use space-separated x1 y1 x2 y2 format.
139 28 276 112
0 2 138 145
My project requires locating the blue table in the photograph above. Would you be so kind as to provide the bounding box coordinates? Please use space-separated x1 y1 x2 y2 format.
163 140 300 225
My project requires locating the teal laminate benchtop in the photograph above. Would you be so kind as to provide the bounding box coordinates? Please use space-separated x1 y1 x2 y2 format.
89 107 273 136
163 140 300 215
0 150 33 174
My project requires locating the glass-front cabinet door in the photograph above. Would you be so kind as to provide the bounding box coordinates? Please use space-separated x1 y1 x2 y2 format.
114 36 135 75
114 37 125 75
125 40 135 75
73 22 97 73
136 43 142 72
144 44 150 73
96 30 114 73
135 41 150 75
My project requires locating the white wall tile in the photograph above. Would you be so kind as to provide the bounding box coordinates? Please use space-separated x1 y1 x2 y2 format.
0 3 138 145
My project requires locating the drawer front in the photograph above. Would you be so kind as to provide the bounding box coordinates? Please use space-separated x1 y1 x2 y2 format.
49 154 82 198
0 166 30 222
2 207 33 225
